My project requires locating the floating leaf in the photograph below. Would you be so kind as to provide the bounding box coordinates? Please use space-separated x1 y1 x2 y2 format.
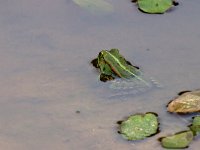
118 112 159 140
189 116 200 136
159 130 194 149
136 0 173 14
167 90 200 113
72 0 114 14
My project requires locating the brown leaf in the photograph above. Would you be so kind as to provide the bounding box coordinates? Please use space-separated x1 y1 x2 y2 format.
167 90 200 113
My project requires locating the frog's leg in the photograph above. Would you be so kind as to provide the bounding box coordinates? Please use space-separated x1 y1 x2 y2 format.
100 74 114 82
131 0 137 3
173 0 179 6
99 62 113 75
109 49 119 55
91 58 99 68
99 62 115 82
126 60 140 69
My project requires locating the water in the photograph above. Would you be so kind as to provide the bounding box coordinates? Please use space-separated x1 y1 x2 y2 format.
0 0 200 149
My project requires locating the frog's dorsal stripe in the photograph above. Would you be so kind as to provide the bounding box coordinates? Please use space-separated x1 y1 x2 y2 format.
104 50 150 86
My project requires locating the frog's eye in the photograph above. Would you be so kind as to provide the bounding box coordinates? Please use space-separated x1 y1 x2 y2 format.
100 51 104 55
99 51 106 58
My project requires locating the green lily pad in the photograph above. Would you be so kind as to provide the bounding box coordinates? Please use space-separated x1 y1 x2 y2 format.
137 0 173 14
167 90 200 113
118 112 159 140
72 0 114 14
159 130 194 149
189 116 200 136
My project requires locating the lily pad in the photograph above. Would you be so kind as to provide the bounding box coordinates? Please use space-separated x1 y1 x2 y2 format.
118 112 159 140
189 116 200 136
136 0 173 14
72 0 114 14
167 90 200 113
159 130 194 149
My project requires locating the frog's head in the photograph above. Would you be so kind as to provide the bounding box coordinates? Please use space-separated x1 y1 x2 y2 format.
98 50 107 58
98 50 107 62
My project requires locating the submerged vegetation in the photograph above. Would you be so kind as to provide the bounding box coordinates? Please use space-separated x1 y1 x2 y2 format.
72 0 113 14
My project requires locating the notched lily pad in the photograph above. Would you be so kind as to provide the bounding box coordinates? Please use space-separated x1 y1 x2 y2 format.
159 130 194 149
118 112 159 140
167 89 200 114
189 116 200 136
72 0 114 14
132 0 179 14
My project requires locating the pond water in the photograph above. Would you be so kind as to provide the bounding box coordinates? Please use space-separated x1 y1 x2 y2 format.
0 0 200 149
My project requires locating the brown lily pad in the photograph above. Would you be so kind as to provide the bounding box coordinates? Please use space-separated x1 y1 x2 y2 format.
167 89 200 113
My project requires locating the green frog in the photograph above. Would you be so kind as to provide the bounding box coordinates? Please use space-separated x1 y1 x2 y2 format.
91 49 159 97
91 49 147 83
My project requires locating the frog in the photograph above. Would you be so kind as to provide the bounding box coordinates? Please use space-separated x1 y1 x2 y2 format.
91 49 160 97
91 49 144 82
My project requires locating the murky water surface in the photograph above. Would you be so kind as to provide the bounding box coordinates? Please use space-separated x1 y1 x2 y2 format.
0 0 200 149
